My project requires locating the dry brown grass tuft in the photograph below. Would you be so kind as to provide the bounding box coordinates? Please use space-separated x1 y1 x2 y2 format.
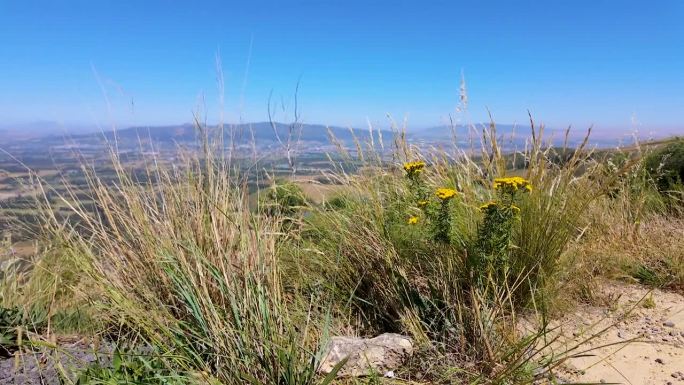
572 209 684 294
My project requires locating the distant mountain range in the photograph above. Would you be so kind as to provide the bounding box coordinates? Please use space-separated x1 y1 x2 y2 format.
0 122 388 148
0 121 661 149
77 122 387 145
409 124 532 141
410 124 642 148
0 121 95 140
74 122 589 144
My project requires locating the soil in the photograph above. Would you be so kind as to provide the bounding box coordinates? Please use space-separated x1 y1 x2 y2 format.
0 336 112 385
526 281 684 385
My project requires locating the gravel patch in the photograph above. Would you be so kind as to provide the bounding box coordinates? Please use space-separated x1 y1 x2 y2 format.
0 337 113 385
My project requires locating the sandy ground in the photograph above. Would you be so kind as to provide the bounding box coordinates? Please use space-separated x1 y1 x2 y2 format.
527 282 684 384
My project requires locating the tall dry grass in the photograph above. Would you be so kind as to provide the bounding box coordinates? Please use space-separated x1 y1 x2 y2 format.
24 131 341 384
567 145 684 297
283 121 610 381
3 117 680 384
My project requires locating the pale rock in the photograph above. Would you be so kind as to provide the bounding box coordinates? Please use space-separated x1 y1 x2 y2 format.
318 333 413 377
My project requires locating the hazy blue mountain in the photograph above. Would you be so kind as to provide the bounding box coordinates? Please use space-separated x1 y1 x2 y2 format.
412 124 533 139
66 122 389 146
1 121 642 150
410 123 619 147
0 121 96 139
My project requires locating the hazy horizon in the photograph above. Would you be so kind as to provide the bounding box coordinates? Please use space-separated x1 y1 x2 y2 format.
1 1 683 135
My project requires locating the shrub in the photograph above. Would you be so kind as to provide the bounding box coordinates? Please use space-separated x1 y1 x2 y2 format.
644 139 684 192
0 305 47 357
322 194 349 210
259 180 307 217
0 243 95 334
0 306 24 356
293 126 602 379
73 349 190 385
469 177 530 287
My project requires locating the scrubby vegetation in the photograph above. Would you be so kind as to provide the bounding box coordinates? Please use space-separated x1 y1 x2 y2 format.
1 122 683 384
644 138 684 193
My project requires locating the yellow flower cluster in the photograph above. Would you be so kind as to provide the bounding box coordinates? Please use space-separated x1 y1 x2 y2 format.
417 200 428 208
403 161 426 175
407 216 419 225
493 176 532 192
479 201 498 211
435 188 457 201
479 201 521 215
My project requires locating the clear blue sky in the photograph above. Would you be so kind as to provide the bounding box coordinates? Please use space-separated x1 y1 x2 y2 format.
1 0 683 133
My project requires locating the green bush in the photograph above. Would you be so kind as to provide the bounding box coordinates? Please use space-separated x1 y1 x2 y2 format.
644 139 684 192
259 181 307 217
73 349 190 385
322 194 349 211
292 130 603 381
0 306 23 356
0 305 47 357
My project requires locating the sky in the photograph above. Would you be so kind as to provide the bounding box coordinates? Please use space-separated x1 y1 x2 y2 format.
1 0 683 134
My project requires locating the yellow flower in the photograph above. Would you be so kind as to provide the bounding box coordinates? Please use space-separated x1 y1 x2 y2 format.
403 161 426 175
407 216 419 225
510 204 521 214
479 201 498 211
435 188 457 200
417 200 428 208
493 176 532 192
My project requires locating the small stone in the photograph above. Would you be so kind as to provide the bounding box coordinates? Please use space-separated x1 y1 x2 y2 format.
318 333 413 377
533 368 546 378
655 358 664 364
600 379 606 383
672 373 678 378
663 321 675 328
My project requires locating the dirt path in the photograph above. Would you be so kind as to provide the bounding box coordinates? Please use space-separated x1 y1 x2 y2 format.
531 282 684 384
